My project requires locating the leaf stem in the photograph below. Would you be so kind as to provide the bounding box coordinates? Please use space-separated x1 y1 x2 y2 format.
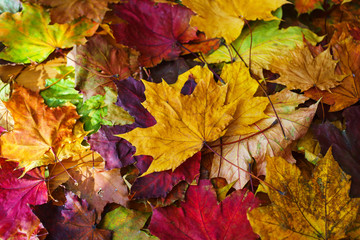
209 120 277 148
50 146 78 186
41 69 75 90
176 42 226 84
55 48 115 78
229 20 287 139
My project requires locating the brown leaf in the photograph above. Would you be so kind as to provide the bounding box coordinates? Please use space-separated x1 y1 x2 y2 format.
269 45 344 92
66 168 128 222
27 0 120 24
0 57 67 91
305 36 360 111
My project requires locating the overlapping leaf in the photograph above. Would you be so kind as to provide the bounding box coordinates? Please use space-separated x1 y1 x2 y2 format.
0 57 67 91
111 0 217 67
0 86 81 173
27 0 120 24
119 65 238 175
33 191 112 240
182 0 288 43
131 152 201 199
204 9 322 76
210 90 318 188
77 87 134 133
0 3 98 63
248 149 360 239
0 160 48 240
87 77 156 169
314 105 360 197
269 46 344 91
40 65 83 107
66 168 129 221
305 36 360 111
100 205 155 240
75 34 139 100
149 180 259 240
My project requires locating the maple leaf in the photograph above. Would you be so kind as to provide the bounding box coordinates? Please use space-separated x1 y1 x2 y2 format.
0 161 48 240
182 0 289 43
66 168 129 222
99 205 155 240
313 105 360 197
33 191 112 240
248 149 360 239
221 62 269 135
0 57 67 91
330 22 360 46
149 179 259 240
210 90 318 189
111 0 210 67
0 86 80 174
26 0 120 24
173 62 268 136
0 3 98 63
203 8 322 77
47 148 104 193
87 77 156 169
77 87 134 133
40 65 83 107
75 34 139 100
87 126 151 170
305 36 360 111
119 66 237 175
131 152 201 199
269 45 344 92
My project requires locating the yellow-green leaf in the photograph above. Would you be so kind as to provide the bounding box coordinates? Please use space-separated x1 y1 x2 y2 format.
0 3 98 63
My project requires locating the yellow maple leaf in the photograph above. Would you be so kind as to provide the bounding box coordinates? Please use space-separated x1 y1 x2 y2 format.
182 0 289 43
221 62 268 136
269 46 345 92
248 148 360 239
173 62 268 136
0 86 80 174
119 65 238 175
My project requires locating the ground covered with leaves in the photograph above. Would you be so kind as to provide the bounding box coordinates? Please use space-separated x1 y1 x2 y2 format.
1 0 360 239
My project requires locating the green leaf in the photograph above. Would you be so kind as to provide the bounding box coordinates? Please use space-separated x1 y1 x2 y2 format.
0 2 98 63
77 94 109 133
0 80 10 101
0 0 21 14
40 66 83 107
99 206 157 240
77 88 134 133
203 8 322 77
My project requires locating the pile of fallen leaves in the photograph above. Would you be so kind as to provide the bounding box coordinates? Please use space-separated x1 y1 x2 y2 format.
1 0 360 239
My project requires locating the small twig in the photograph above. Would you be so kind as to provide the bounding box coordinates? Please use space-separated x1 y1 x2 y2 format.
177 42 225 84
41 69 74 90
